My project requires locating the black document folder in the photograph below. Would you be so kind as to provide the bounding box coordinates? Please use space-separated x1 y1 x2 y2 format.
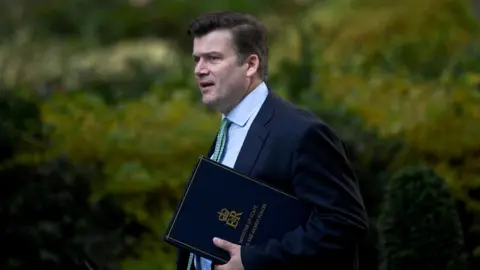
163 156 312 263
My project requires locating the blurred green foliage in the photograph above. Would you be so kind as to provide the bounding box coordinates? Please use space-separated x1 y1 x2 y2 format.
1 0 480 269
40 90 218 269
377 167 468 270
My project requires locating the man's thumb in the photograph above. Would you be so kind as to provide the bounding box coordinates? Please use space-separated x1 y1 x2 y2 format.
213 237 232 253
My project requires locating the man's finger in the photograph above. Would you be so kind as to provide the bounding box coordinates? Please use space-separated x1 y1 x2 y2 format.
214 264 227 270
213 237 233 253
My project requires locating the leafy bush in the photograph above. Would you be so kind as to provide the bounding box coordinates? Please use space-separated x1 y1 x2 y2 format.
377 166 469 270
40 89 219 269
0 90 141 270
293 0 480 258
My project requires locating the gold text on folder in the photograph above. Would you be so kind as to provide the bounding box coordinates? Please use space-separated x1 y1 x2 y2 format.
238 204 267 245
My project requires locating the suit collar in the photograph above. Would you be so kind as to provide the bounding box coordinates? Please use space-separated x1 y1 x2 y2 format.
207 84 275 159
223 82 269 127
250 88 275 127
233 88 276 176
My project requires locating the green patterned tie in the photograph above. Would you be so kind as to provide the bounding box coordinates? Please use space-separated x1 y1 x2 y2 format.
211 118 232 162
187 117 232 269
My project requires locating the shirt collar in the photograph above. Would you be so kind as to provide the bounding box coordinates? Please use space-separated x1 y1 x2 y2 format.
222 82 268 127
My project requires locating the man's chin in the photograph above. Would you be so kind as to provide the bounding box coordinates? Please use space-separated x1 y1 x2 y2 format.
202 97 220 110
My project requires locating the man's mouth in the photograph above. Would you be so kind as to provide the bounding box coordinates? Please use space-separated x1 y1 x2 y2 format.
199 82 215 89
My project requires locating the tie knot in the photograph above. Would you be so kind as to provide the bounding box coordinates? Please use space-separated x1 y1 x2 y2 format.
221 118 232 129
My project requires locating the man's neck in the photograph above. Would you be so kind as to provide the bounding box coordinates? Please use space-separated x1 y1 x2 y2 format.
246 79 263 94
221 78 263 115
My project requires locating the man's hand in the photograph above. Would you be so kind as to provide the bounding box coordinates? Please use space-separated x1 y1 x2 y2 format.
213 237 244 270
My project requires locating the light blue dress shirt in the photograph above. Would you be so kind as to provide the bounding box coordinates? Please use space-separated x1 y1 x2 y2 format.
194 82 269 270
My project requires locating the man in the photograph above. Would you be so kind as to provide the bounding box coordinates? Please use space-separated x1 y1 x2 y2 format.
177 11 369 270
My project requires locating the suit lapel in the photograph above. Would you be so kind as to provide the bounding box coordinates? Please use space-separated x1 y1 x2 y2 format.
233 91 275 176
206 136 217 157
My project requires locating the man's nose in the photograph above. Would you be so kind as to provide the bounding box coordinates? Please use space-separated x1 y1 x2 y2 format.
195 59 209 77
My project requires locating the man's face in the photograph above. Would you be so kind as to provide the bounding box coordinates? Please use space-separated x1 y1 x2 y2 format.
192 29 247 113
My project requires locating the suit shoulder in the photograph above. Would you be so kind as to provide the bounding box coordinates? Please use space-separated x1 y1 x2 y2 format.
273 95 350 159
272 94 332 134
271 94 346 151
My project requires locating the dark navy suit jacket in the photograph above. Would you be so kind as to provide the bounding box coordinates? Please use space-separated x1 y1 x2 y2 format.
176 90 368 270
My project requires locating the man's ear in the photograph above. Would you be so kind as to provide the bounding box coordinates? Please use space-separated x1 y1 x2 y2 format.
244 54 259 78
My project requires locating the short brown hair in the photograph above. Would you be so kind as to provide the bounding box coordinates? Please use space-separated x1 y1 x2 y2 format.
187 11 269 80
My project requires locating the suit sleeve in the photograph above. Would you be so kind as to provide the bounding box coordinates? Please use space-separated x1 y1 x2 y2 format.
240 122 369 269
